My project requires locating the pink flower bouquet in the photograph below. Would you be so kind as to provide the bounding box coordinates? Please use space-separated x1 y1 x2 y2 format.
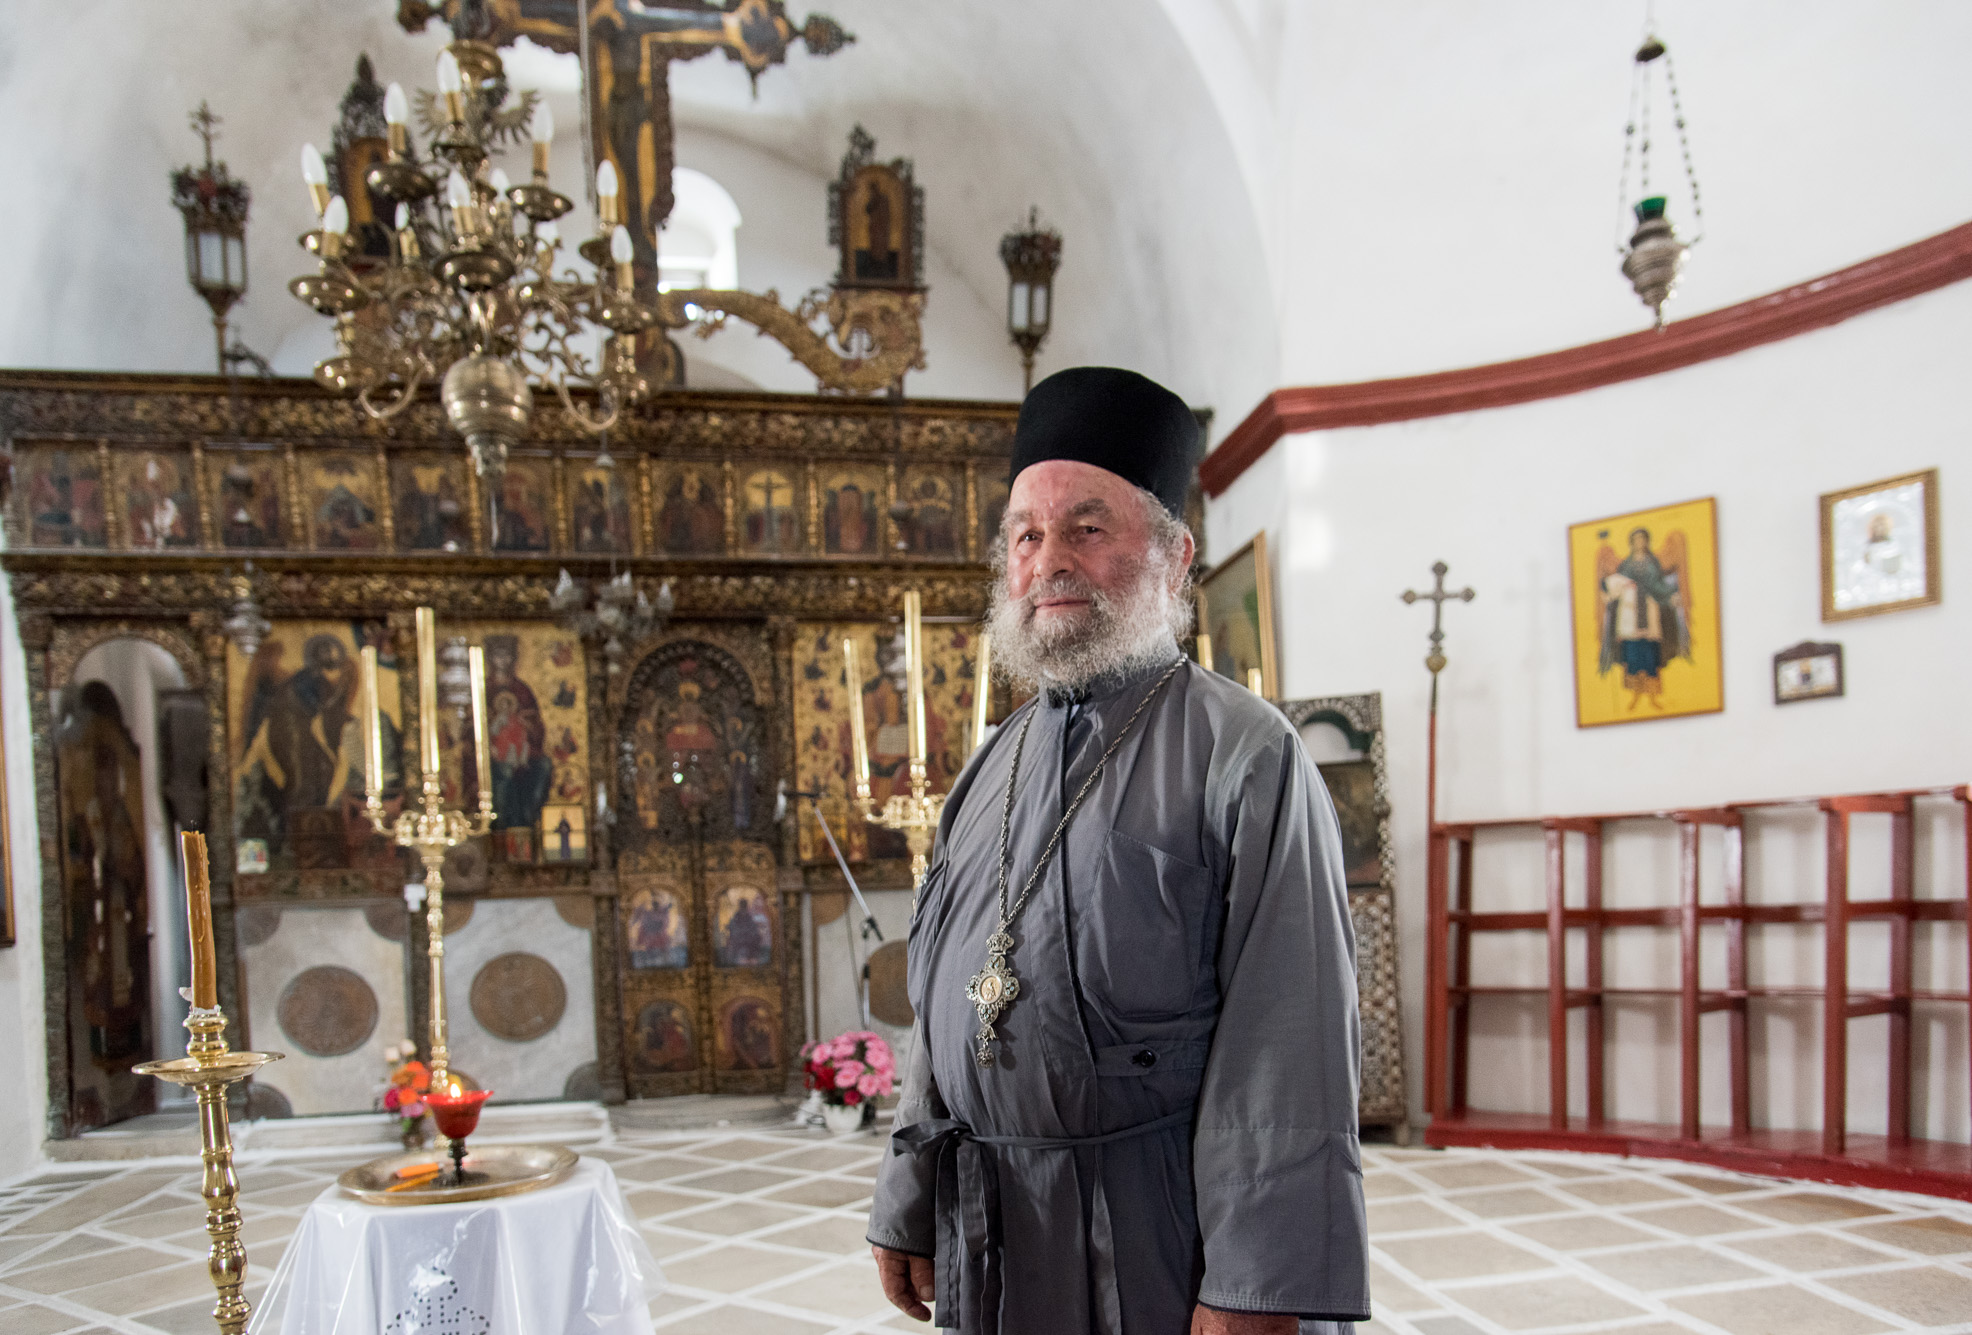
800 1030 896 1109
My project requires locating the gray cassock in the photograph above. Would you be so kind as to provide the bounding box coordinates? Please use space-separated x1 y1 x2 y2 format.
867 650 1370 1335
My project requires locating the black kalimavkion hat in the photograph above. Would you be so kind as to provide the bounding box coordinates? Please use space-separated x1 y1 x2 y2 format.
1008 366 1199 517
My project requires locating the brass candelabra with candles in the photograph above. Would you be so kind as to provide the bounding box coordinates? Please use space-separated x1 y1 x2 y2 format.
135 832 282 1335
359 607 494 1091
841 592 987 890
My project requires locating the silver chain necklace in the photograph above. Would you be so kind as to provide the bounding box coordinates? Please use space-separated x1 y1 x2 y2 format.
964 658 1186 1066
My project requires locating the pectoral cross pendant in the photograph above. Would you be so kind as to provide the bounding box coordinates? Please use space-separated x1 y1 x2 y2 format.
965 926 1020 1066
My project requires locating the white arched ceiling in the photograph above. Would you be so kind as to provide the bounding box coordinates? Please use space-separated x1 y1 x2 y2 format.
0 0 1277 429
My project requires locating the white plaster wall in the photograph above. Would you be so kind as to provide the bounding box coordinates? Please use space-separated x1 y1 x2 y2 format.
1276 0 1972 388
1207 285 1972 1141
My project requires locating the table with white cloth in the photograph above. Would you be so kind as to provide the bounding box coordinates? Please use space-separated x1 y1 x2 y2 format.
250 1157 663 1335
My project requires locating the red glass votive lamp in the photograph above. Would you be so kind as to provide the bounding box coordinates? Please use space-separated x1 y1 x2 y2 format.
426 1086 492 1183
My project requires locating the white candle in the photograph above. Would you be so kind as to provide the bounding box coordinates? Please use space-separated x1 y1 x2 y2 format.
468 644 492 812
904 592 926 765
361 644 383 799
416 608 440 776
972 632 992 755
843 638 871 790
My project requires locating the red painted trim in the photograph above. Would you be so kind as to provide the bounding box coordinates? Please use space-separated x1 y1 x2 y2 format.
1200 219 1972 497
1425 1111 1972 1203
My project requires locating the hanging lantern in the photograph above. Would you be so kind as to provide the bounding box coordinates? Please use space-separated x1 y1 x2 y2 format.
999 208 1062 393
171 103 253 372
1614 30 1704 328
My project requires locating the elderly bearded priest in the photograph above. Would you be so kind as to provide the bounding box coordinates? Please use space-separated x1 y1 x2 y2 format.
867 368 1369 1335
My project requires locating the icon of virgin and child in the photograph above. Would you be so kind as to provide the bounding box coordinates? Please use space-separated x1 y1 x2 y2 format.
482 634 555 848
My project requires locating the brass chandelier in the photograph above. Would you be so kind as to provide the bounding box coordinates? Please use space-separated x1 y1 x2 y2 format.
289 39 928 481
289 42 659 479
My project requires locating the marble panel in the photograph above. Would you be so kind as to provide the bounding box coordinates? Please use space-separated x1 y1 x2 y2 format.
239 904 408 1115
439 897 598 1102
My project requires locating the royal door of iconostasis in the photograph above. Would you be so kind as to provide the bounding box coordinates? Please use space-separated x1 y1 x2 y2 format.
613 630 788 1097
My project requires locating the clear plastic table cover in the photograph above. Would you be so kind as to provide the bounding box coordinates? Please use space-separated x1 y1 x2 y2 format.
249 1157 663 1335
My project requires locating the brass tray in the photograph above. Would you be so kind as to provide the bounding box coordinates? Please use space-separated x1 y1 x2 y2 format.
338 1143 579 1206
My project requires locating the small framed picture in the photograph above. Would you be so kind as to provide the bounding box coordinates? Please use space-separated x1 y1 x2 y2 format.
235 837 270 876
1820 468 1940 620
538 805 588 864
1773 640 1844 705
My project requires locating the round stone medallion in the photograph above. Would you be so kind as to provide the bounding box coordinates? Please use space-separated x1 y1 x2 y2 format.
470 952 567 1042
276 965 379 1057
866 940 914 1027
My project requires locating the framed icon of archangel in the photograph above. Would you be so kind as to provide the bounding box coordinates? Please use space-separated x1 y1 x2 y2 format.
1566 495 1723 728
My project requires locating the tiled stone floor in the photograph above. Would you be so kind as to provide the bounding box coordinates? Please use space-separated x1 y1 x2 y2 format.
1 1128 1970 1334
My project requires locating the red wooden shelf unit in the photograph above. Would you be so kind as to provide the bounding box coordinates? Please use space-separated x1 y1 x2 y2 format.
1424 785 1972 1201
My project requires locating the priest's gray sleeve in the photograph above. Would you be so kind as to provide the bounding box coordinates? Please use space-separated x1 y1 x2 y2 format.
866 1015 943 1256
1191 729 1371 1321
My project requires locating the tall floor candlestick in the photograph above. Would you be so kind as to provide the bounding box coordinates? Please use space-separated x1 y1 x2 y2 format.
364 607 495 1093
137 836 280 1335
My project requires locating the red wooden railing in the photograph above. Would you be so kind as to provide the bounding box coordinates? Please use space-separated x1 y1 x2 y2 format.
1425 785 1972 1201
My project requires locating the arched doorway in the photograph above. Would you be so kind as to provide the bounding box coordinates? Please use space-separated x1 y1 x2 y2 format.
52 634 202 1132
614 635 786 1096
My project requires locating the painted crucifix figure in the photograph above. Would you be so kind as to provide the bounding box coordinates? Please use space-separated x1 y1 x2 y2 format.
399 0 852 280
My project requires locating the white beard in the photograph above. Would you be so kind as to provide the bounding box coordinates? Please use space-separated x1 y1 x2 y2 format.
989 547 1188 691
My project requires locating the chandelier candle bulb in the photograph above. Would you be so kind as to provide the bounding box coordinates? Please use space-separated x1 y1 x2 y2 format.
415 607 441 777
436 47 465 123
904 590 927 765
394 203 419 261
181 830 217 1011
529 103 553 178
972 632 993 754
468 644 492 817
383 82 409 157
610 223 634 290
319 195 348 260
843 638 872 797
596 159 619 227
300 143 329 213
361 644 383 801
445 169 475 236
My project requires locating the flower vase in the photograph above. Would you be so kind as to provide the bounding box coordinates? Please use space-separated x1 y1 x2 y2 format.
822 1103 865 1136
400 1117 429 1150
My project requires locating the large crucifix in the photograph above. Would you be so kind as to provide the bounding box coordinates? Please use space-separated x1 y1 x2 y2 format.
398 0 853 278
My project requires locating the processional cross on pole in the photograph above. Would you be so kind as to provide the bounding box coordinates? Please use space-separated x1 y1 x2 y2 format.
398 0 853 282
1401 561 1474 830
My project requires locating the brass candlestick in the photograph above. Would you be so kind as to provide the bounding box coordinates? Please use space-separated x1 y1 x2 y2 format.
363 608 494 1091
135 1011 281 1335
